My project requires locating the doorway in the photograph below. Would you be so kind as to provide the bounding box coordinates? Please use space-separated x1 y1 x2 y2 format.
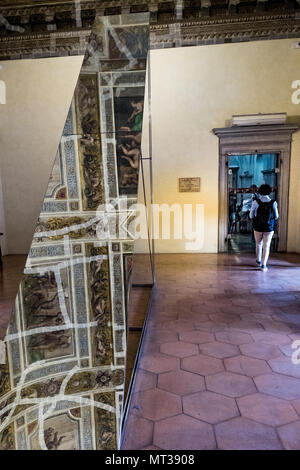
213 123 300 253
228 153 279 253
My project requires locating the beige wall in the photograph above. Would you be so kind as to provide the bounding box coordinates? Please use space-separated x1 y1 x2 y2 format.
145 39 300 253
0 56 83 254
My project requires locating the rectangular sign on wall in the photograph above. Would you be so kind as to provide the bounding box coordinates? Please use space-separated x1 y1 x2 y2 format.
179 177 201 192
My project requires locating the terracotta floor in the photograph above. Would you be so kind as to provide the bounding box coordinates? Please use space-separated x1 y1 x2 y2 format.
122 253 300 450
124 253 154 399
124 286 152 399
0 255 27 340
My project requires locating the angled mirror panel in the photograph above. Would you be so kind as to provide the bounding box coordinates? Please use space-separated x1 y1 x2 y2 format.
123 155 155 410
0 13 150 451
121 55 156 444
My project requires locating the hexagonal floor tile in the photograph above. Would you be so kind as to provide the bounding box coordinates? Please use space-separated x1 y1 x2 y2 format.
279 314 300 329
142 339 160 355
134 369 157 393
231 296 263 307
206 371 256 398
158 370 205 395
279 344 294 357
278 421 300 450
195 321 228 332
221 305 249 315
238 393 298 426
199 341 239 359
121 415 153 450
228 320 264 334
179 313 210 323
147 330 179 344
191 304 223 315
281 305 300 315
160 341 198 358
154 414 216 450
183 391 239 424
292 399 300 417
160 320 197 332
140 353 179 374
255 374 300 400
260 319 292 334
131 389 182 421
181 354 224 376
290 333 300 342
240 342 282 360
215 417 282 450
251 332 291 346
179 330 214 344
215 331 253 345
268 356 300 379
148 315 178 329
224 355 271 377
209 313 240 323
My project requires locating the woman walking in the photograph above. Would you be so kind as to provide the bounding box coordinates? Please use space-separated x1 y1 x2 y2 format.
249 184 279 272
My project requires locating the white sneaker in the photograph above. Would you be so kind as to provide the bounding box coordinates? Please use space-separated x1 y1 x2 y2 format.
260 265 268 272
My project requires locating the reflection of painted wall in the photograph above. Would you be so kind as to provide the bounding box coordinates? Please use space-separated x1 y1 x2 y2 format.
0 13 149 450
114 90 144 195
108 26 149 60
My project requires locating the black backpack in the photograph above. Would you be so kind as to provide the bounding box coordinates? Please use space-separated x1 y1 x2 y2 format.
253 199 276 232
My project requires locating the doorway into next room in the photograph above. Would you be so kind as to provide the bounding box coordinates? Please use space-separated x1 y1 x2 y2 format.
227 153 279 253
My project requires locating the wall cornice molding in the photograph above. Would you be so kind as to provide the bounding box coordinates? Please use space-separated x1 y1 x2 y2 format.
213 124 300 138
1 1 300 59
153 14 299 28
0 29 90 59
150 12 300 47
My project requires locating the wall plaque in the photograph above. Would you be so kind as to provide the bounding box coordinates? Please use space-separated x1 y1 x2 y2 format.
179 177 201 193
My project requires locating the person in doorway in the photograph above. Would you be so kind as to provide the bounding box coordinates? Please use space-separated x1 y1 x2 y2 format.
249 185 259 243
249 184 279 272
